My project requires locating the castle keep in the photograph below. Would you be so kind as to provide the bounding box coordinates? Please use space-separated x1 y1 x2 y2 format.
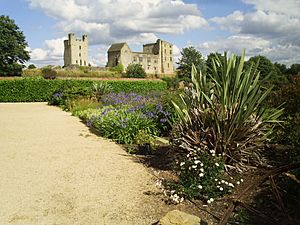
64 33 88 67
107 39 174 74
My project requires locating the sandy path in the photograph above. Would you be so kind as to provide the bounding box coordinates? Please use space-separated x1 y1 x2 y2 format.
0 103 165 225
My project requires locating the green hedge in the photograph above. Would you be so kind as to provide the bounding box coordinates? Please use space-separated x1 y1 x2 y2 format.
0 77 167 102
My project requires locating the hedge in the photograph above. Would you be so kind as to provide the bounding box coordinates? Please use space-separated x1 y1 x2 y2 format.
0 77 167 102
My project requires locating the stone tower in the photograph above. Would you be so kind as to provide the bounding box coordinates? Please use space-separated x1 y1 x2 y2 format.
64 33 88 67
156 39 174 74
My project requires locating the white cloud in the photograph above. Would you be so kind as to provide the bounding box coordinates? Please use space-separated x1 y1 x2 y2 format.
27 0 207 66
28 37 65 66
209 0 300 65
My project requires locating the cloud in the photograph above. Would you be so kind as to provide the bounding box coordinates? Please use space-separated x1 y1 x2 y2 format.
28 37 65 66
209 0 300 65
27 0 207 66
28 0 207 45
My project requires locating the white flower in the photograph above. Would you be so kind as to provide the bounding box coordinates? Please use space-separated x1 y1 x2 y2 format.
180 162 185 167
225 181 229 185
212 154 216 157
209 198 214 203
237 181 240 185
240 178 244 182
171 190 175 194
192 165 197 169
200 163 204 167
194 160 201 164
215 163 220 167
207 199 211 204
219 187 224 191
199 173 204 177
215 179 218 182
221 180 225 184
200 168 204 172
180 197 184 202
210 150 215 154
198 185 202 189
228 183 234 187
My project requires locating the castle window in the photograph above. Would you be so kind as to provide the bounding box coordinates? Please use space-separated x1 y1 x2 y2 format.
76 60 78 64
165 57 167 61
154 59 157 64
164 49 166 54
79 46 81 50
139 57 143 62
170 50 172 54
80 59 82 66
168 63 170 68
79 53 81 57
170 57 173 61
147 57 151 63
147 66 150 70
154 67 157 70
133 56 137 62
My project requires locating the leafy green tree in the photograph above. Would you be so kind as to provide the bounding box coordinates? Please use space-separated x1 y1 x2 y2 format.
177 46 205 79
274 62 288 75
206 52 225 76
125 63 146 78
246 55 286 87
287 63 300 76
0 15 30 76
27 64 36 69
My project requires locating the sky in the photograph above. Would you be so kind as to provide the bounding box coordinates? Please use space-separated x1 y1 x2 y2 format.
0 0 299 67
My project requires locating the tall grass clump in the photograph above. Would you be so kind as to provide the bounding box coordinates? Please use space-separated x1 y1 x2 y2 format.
172 51 283 172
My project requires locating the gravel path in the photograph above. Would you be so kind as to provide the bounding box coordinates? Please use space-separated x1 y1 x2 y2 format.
0 103 168 225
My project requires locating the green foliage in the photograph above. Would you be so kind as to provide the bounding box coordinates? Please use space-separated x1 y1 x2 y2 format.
0 15 30 76
274 62 288 75
173 152 235 200
42 67 57 79
91 82 112 102
206 52 225 76
27 64 36 69
172 51 283 172
268 74 300 146
246 55 287 87
287 63 300 76
0 78 167 102
110 63 124 73
161 76 180 89
177 46 205 79
125 63 146 78
78 107 158 144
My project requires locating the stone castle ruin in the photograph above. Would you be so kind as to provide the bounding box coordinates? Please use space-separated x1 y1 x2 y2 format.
63 34 174 74
64 33 88 67
107 39 174 74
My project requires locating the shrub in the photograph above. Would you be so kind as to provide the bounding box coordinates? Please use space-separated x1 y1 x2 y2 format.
27 64 36 69
42 67 57 79
101 92 172 135
169 51 282 201
172 51 283 172
0 78 167 102
110 63 124 73
91 82 112 102
78 106 158 144
125 63 146 78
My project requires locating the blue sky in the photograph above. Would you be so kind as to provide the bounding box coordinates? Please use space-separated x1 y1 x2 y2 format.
1 0 299 67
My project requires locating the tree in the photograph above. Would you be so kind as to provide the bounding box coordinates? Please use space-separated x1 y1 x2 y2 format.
287 63 300 76
0 15 30 76
27 64 36 69
125 63 146 78
206 52 225 76
177 46 205 79
246 55 287 87
274 62 288 75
